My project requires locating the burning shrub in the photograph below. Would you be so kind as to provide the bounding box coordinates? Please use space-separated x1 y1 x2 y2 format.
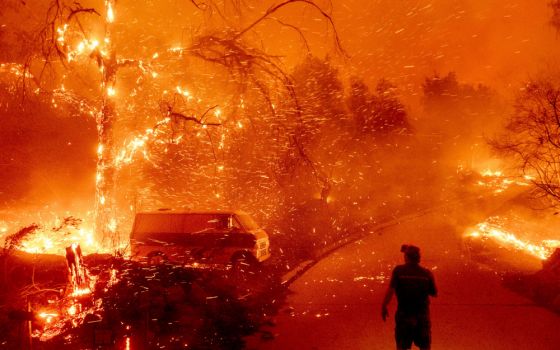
2 224 40 256
34 257 276 349
2 224 41 288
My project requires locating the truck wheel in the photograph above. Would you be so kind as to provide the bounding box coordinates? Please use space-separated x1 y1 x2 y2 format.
231 252 257 273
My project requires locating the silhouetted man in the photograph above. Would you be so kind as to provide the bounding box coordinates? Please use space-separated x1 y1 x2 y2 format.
381 244 437 350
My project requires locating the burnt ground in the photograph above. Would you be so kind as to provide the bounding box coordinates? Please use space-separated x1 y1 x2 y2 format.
0 252 290 349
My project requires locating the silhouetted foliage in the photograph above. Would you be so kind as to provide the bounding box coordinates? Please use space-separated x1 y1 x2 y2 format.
370 79 410 133
422 71 500 142
347 77 409 134
291 56 347 144
550 0 560 31
422 72 461 111
423 72 496 112
347 78 373 132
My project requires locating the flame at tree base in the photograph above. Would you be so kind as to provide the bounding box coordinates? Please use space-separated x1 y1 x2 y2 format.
33 244 120 342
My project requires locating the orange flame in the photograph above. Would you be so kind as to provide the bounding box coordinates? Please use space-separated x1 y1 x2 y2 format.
38 312 59 324
466 220 560 260
16 223 101 255
475 168 531 194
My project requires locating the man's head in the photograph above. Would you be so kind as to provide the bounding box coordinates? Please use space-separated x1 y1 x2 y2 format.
401 244 421 264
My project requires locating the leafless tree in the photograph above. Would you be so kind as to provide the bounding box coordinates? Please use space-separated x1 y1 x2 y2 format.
491 78 560 206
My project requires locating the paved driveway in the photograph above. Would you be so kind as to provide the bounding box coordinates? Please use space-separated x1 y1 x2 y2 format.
247 208 560 349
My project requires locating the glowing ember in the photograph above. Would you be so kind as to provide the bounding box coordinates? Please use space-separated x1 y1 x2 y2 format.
466 219 560 260
69 287 92 298
353 275 386 282
106 1 115 23
0 63 34 79
481 169 503 177
107 86 116 96
67 304 78 316
114 117 172 166
38 312 59 324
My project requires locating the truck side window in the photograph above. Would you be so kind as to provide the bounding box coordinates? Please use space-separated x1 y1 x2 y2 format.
230 216 242 230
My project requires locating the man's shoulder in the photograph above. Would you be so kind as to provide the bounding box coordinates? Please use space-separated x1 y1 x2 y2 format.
395 264 433 277
418 264 432 273
416 264 434 276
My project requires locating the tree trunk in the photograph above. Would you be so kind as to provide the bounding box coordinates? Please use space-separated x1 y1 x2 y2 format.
95 0 118 248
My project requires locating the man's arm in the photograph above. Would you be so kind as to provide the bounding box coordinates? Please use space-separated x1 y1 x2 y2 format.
428 270 438 297
381 286 394 322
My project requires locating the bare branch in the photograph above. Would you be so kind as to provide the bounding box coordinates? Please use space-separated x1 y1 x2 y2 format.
189 0 209 10
233 0 345 55
67 6 100 21
167 105 222 126
266 17 311 52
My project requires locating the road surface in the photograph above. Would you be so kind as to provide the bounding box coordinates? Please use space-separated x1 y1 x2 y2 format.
247 206 560 349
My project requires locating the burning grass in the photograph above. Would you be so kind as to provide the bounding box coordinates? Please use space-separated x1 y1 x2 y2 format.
468 168 533 194
465 217 560 261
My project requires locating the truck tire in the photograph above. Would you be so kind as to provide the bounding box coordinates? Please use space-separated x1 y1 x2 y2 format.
231 252 257 273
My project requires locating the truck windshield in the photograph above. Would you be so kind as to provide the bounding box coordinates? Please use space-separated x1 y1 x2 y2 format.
235 213 259 231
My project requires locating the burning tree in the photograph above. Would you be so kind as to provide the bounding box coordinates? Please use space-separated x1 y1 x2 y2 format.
2 0 342 248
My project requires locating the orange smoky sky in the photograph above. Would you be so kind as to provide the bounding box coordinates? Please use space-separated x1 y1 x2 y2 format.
341 0 560 94
258 0 560 96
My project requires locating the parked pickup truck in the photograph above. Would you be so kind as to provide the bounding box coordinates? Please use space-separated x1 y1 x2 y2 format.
130 210 271 268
